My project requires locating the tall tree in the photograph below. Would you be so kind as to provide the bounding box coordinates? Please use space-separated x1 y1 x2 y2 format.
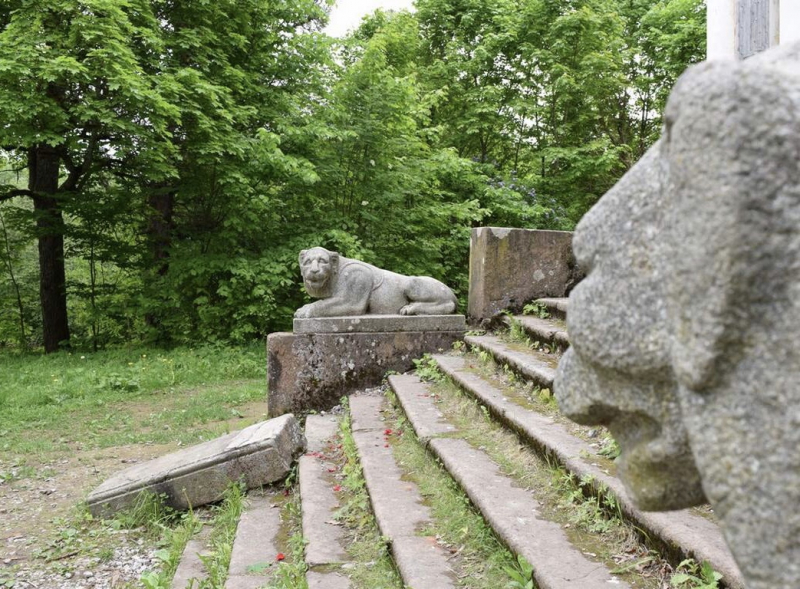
0 0 178 351
415 0 706 222
0 0 330 349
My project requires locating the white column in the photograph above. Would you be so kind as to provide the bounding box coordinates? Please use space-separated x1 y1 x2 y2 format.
707 0 737 60
781 1 800 44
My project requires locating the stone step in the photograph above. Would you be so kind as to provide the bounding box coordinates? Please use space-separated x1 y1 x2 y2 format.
389 374 629 589
307 570 352 589
464 334 557 389
171 526 211 589
225 494 281 589
432 354 745 589
534 297 569 320
502 314 570 352
301 415 351 588
349 395 458 589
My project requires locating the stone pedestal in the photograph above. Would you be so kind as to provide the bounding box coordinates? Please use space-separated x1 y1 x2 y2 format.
267 315 466 417
467 228 581 324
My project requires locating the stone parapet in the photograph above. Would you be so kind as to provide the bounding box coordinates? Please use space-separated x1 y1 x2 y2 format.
467 227 581 324
267 319 465 416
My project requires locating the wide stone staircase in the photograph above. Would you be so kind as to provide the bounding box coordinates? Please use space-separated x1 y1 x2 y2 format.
172 298 743 589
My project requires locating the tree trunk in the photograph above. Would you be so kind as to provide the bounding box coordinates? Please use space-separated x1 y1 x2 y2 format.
30 145 70 352
148 188 174 277
145 187 174 331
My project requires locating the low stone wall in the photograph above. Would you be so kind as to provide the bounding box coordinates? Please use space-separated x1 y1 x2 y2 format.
467 228 581 324
267 315 465 416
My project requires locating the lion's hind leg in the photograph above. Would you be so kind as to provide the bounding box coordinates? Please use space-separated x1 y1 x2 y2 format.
399 277 457 315
399 301 457 315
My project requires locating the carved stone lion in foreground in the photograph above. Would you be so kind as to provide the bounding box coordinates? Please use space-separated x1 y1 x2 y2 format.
555 42 800 589
294 247 457 318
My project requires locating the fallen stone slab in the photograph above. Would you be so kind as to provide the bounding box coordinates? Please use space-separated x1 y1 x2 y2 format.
301 416 349 567
171 526 211 589
225 494 281 589
87 415 305 516
294 314 466 334
268 329 464 417
467 228 581 323
350 395 458 589
464 334 557 389
434 354 744 589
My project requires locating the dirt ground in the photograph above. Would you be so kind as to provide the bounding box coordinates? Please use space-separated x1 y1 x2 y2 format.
1 399 270 588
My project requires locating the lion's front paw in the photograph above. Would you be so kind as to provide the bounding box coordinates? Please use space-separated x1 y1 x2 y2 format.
294 304 314 319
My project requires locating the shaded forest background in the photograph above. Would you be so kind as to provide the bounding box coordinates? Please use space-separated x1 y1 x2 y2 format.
0 0 705 352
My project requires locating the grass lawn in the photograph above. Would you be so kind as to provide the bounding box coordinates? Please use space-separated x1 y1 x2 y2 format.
0 343 269 587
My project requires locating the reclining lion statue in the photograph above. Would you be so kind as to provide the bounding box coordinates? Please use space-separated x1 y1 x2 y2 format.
294 247 458 318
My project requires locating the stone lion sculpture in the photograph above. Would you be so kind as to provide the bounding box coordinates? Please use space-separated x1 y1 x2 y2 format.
294 247 458 318
555 42 800 589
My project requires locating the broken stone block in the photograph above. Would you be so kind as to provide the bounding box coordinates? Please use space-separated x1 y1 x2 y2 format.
87 415 305 517
467 228 582 324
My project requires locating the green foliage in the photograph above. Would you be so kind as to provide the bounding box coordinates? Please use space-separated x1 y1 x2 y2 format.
0 0 705 349
0 344 265 454
413 354 445 383
197 483 247 588
557 473 622 535
522 302 551 319
504 555 535 589
416 0 706 221
670 559 723 589
113 492 180 535
597 434 621 460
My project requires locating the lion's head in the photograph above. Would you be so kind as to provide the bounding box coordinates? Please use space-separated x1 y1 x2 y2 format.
299 247 340 299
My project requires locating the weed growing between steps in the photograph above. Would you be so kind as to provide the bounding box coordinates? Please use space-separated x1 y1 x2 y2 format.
382 390 532 589
336 400 404 589
459 345 619 465
412 370 676 589
126 492 202 589
193 482 246 588
522 302 551 319
266 475 308 589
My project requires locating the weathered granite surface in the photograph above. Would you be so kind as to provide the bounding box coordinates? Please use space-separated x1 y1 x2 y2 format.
294 314 466 334
295 247 457 318
267 330 462 416
467 228 581 323
87 415 305 516
555 42 800 589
